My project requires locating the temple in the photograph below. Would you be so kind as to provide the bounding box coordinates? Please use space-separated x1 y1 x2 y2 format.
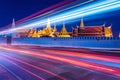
72 19 113 37
59 23 70 37
12 18 30 38
37 19 54 37
12 18 20 38
12 18 113 38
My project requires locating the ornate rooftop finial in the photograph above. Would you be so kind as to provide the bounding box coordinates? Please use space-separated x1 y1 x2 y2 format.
46 18 51 28
80 18 84 29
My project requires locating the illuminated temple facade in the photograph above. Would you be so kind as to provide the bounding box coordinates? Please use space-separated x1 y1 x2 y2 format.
72 19 113 37
12 18 113 38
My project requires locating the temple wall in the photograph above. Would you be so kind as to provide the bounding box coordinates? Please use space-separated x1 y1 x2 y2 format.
12 37 120 49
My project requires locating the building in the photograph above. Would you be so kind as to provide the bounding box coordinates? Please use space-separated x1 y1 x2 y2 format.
12 18 113 38
12 18 20 38
37 19 55 37
12 18 31 38
72 19 113 37
59 23 70 37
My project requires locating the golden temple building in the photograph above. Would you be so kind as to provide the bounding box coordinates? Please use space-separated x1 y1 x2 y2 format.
59 23 70 37
37 19 55 37
43 19 53 36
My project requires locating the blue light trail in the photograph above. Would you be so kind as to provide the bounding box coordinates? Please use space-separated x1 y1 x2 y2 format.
0 0 120 35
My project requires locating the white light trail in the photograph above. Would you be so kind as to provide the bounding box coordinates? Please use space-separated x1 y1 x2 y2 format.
21 0 94 23
0 0 120 35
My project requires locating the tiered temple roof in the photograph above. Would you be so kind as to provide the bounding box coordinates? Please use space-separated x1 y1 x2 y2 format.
59 23 70 37
73 19 113 37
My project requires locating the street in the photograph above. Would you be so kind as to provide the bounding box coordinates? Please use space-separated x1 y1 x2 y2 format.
0 46 120 80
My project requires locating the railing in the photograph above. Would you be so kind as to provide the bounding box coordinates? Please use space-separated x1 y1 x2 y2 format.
20 37 120 40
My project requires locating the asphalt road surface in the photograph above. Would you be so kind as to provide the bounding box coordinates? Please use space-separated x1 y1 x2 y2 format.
0 45 120 80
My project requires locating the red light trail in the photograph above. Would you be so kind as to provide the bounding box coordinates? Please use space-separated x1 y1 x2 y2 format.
43 49 120 64
0 56 45 80
0 46 120 77
0 54 66 80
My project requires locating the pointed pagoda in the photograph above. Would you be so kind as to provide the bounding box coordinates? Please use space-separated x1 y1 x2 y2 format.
12 18 20 38
44 18 53 36
53 23 57 32
12 18 16 38
52 23 58 37
46 18 51 28
59 22 70 37
80 18 84 29
12 18 15 28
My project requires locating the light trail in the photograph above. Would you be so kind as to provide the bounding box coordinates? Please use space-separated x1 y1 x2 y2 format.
21 46 120 65
0 46 120 77
43 50 120 64
13 46 120 64
0 0 120 35
2 0 93 29
0 0 73 30
0 57 45 80
0 53 66 80
0 64 22 80
18 0 94 25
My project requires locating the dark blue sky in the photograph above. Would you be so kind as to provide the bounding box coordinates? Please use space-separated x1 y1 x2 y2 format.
0 0 120 36
0 0 63 27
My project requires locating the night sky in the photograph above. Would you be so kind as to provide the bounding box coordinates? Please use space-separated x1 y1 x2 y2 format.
0 0 63 27
0 0 120 36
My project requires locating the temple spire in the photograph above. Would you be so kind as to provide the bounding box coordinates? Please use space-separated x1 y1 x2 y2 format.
61 22 67 35
80 18 84 29
59 22 70 37
12 18 15 28
53 23 57 32
12 18 21 38
46 18 51 28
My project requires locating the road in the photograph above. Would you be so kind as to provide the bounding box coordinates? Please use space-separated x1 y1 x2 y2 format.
0 45 120 80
